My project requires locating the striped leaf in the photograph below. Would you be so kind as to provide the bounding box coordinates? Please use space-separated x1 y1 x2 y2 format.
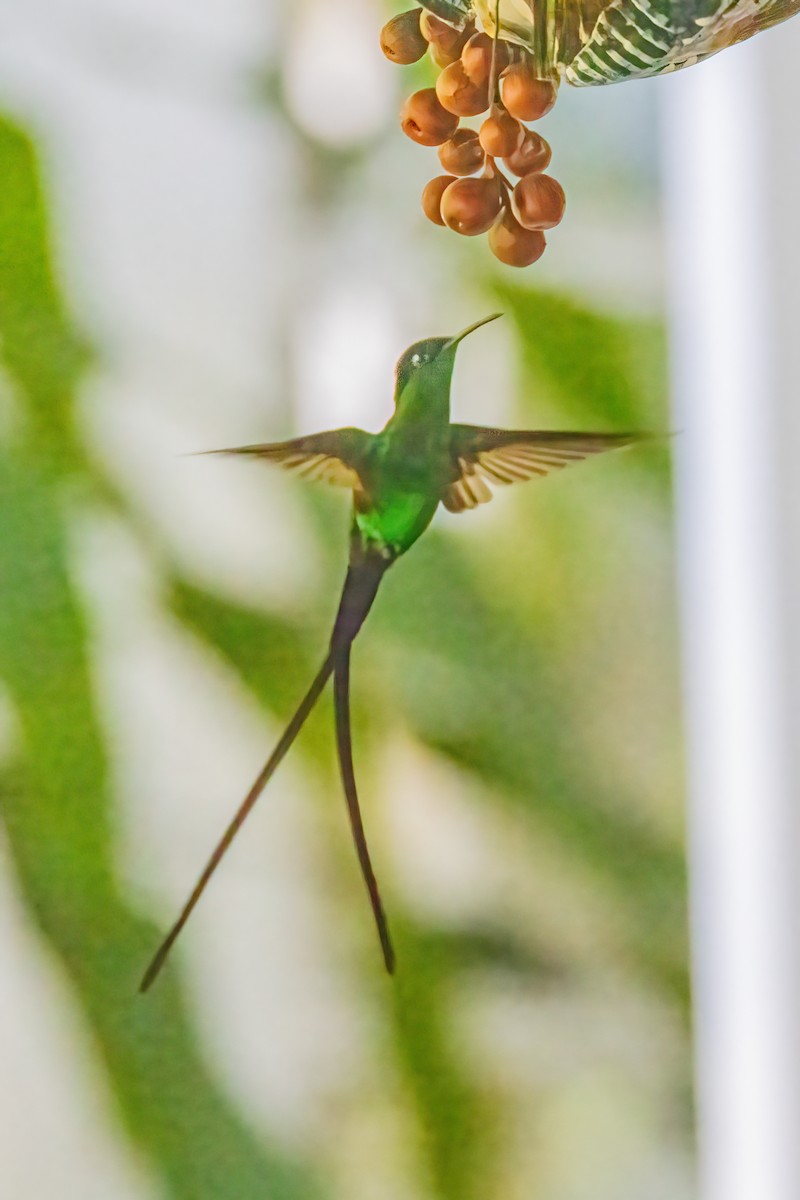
423 0 800 83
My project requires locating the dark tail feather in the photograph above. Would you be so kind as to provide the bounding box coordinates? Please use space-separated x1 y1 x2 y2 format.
140 652 334 992
333 641 395 974
332 554 395 972
141 553 389 993
331 555 388 649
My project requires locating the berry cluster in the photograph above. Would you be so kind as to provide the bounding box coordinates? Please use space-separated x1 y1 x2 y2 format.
380 8 565 268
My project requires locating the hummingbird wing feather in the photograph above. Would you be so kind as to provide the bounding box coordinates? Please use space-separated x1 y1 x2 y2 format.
204 428 372 489
443 427 643 513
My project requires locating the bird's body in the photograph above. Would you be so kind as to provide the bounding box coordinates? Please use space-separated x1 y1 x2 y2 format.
355 434 443 557
339 337 462 561
141 316 642 991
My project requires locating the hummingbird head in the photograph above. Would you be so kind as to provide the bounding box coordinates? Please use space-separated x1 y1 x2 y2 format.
394 313 502 397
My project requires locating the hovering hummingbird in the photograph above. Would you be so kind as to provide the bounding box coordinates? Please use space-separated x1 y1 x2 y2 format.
140 314 641 991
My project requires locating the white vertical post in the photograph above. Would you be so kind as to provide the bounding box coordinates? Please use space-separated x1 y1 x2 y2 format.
661 28 800 1200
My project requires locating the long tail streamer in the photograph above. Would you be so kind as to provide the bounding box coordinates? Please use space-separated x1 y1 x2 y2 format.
140 554 391 991
334 641 395 973
140 653 334 992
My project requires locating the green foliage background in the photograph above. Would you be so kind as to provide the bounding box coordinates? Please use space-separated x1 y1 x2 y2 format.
0 12 687 1196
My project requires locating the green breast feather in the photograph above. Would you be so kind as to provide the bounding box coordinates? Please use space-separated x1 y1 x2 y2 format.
355 490 441 558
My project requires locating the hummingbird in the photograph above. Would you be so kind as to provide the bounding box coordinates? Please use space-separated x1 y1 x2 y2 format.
140 314 641 991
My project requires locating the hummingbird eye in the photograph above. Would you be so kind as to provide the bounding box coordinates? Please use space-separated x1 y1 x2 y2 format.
395 337 449 394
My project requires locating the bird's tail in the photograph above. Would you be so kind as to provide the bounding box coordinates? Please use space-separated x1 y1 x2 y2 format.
330 553 388 648
140 551 389 993
330 554 395 972
139 652 334 992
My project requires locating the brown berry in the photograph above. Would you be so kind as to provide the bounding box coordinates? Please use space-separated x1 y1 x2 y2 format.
379 9 428 64
401 88 459 147
440 176 502 236
511 173 566 230
438 128 484 176
488 208 546 267
420 11 469 56
422 175 456 226
429 41 460 68
479 110 523 158
505 130 552 176
461 32 508 85
501 65 558 121
435 61 489 117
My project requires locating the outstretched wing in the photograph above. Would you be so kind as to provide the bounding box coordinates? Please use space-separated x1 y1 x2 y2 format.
443 425 643 513
203 427 372 489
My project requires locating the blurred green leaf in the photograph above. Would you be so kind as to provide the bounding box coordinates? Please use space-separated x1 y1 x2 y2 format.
379 534 688 1004
0 60 689 1200
391 921 495 1200
0 118 90 469
169 536 687 1007
496 282 669 434
166 576 498 1198
172 579 316 711
0 117 321 1200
